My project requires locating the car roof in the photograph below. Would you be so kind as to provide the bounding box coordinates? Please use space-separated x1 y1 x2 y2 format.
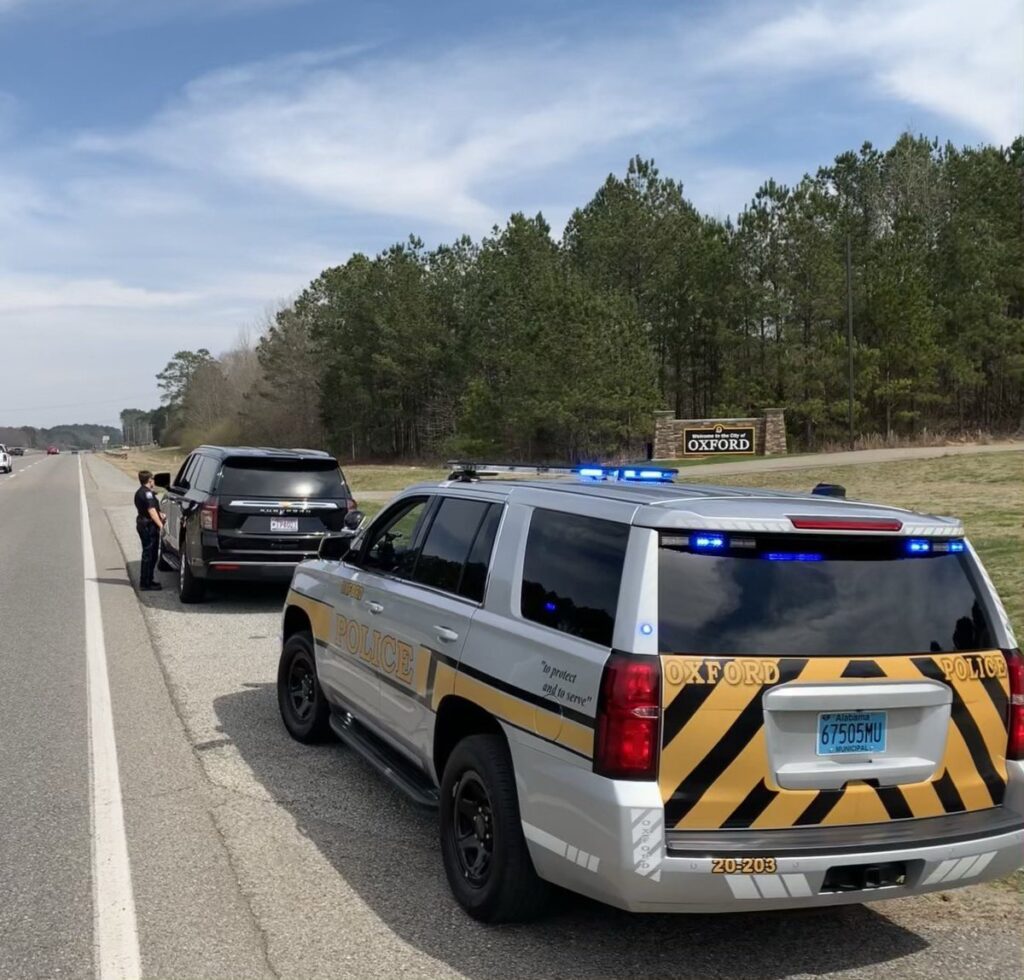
404 477 962 534
196 445 335 461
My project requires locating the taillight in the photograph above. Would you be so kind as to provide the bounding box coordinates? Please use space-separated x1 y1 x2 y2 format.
200 501 218 531
1005 649 1024 761
593 653 660 780
346 498 358 512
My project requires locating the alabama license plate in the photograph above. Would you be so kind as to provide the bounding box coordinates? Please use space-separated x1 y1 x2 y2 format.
816 711 887 756
270 517 299 533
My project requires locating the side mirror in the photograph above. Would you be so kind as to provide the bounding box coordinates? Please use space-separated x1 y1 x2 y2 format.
153 472 171 489
344 509 365 530
319 533 355 562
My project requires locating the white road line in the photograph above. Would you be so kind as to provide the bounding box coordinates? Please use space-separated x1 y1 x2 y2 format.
79 457 141 979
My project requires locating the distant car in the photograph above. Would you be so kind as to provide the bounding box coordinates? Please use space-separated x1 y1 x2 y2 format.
0 445 11 473
46 446 59 455
10 447 24 457
154 445 359 603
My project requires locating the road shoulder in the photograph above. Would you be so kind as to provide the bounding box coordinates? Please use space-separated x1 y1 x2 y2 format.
83 455 275 979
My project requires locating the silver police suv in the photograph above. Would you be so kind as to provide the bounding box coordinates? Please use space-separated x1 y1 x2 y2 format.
276 464 1023 922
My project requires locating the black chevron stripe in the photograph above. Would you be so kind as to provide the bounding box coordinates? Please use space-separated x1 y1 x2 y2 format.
664 658 806 827
841 659 887 678
914 657 1005 806
875 786 914 820
722 779 779 829
794 789 843 826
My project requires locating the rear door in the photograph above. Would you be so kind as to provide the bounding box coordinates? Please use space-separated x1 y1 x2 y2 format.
655 532 1011 832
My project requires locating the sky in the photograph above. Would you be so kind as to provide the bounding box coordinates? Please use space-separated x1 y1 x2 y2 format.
0 0 1021 429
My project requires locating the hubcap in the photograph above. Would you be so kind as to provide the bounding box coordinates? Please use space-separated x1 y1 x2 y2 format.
451 770 493 887
288 656 315 722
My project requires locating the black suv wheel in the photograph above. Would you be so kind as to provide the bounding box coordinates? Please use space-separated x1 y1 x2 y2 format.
277 631 331 743
440 734 549 922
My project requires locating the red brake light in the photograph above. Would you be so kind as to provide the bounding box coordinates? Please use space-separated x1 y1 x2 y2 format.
200 501 218 531
789 516 903 532
594 653 660 780
1005 649 1024 761
346 498 358 512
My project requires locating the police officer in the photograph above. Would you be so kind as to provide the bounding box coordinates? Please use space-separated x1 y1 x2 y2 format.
134 470 164 591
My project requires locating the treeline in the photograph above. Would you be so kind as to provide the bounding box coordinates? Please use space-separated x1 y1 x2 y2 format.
142 134 1024 460
0 423 121 450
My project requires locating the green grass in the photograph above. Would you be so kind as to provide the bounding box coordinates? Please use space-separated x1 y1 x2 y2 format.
659 453 805 469
344 464 450 492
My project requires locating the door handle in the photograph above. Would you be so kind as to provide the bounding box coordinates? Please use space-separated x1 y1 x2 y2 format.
367 601 384 615
434 626 459 643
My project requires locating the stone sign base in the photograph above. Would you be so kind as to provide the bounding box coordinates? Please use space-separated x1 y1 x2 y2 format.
653 408 787 458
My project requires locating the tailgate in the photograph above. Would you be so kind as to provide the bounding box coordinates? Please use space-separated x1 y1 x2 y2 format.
659 651 1009 830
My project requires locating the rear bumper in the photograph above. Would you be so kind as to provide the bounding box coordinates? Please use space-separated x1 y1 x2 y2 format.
509 731 1024 913
197 558 301 583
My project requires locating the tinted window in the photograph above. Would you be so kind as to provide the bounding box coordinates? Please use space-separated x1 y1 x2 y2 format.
361 499 430 578
173 455 195 489
521 509 629 647
460 505 502 602
658 535 994 656
412 498 492 596
218 459 348 498
192 456 221 494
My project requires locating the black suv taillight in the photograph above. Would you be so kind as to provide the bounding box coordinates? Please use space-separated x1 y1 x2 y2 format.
200 500 219 531
1005 649 1024 761
593 653 661 780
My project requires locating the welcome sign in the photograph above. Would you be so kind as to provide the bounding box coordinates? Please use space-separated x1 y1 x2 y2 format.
682 424 756 455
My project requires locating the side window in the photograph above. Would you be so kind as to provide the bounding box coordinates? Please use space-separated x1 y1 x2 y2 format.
520 509 629 647
412 498 493 597
173 455 195 489
359 498 430 578
459 504 502 602
193 456 220 494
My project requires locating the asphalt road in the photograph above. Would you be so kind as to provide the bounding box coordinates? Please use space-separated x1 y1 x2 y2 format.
2 452 1021 979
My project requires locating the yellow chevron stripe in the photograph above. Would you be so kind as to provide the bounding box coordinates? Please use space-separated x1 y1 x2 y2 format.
286 589 332 643
819 782 890 826
675 729 767 829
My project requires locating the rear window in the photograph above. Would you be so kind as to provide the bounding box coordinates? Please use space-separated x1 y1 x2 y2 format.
521 509 629 647
218 458 348 499
658 534 994 656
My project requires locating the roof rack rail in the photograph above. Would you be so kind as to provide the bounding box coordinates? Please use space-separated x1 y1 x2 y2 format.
444 460 679 484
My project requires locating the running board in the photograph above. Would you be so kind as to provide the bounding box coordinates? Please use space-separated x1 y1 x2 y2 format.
329 713 439 808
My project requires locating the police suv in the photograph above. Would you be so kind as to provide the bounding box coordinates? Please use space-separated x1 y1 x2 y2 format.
277 463 1023 922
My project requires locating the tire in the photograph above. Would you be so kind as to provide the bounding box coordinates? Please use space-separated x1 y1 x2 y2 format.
440 734 549 923
277 631 332 743
177 532 206 603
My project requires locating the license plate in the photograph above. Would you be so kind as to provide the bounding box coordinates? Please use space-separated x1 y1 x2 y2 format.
270 518 299 533
816 711 887 756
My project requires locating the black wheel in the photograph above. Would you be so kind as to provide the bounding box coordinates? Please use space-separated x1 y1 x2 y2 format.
178 532 205 603
277 631 332 743
440 734 549 923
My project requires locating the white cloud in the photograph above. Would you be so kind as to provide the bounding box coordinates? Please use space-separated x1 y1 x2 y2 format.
728 0 1024 145
0 274 198 311
78 40 690 229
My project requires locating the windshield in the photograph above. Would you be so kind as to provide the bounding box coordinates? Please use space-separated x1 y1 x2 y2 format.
658 534 994 657
219 459 348 499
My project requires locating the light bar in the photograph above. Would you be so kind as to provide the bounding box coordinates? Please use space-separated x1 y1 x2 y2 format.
572 465 678 483
907 539 931 554
789 516 903 532
765 552 823 562
692 534 726 551
948 539 965 553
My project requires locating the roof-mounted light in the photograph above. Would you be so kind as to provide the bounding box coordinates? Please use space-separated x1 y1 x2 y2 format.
789 516 903 532
572 465 678 484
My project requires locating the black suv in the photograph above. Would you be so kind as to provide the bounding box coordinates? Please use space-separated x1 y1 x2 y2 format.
154 446 360 602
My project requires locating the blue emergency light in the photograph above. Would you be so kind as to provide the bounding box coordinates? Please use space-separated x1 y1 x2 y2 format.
573 465 678 483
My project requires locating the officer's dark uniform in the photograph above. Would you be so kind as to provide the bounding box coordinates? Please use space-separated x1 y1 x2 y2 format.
134 483 162 589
